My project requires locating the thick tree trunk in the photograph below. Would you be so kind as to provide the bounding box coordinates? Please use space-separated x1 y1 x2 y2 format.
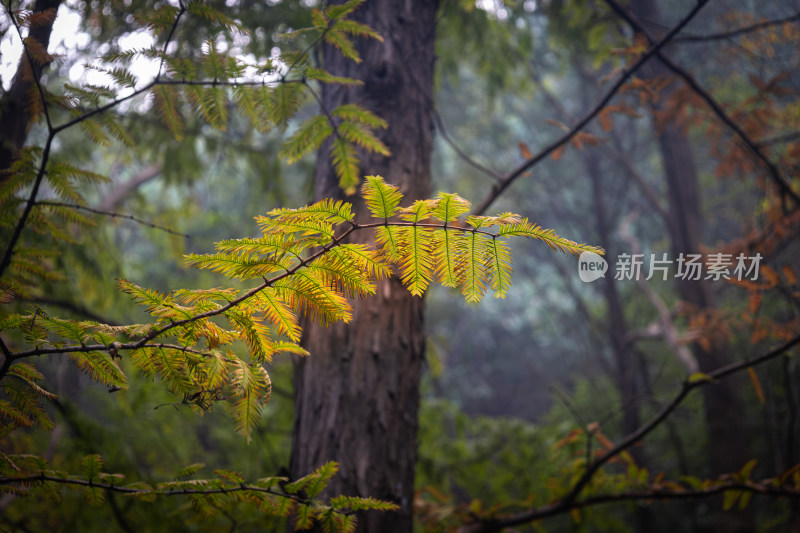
628 1 752 530
0 0 61 175
290 1 438 531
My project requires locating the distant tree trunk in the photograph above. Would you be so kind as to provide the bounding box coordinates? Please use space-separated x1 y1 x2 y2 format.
290 1 438 532
628 0 752 530
0 0 61 176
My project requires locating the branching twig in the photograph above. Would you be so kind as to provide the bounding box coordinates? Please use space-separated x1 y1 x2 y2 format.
472 0 710 216
603 0 800 206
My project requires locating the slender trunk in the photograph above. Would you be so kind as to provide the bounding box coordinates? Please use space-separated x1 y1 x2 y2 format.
628 0 752 529
290 1 438 531
0 0 62 175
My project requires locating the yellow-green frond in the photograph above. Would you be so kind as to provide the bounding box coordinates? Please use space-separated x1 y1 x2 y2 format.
458 232 491 303
487 237 513 298
305 67 362 87
153 84 184 141
280 115 334 164
331 103 387 129
230 360 270 443
431 192 471 222
337 121 390 157
497 218 605 256
267 198 354 226
184 253 291 280
68 351 127 388
323 29 360 63
330 137 359 194
361 175 403 219
433 228 465 288
273 271 352 325
325 0 367 21
397 225 434 297
268 83 303 131
225 309 274 364
310 254 377 298
399 199 436 223
330 244 391 281
253 288 301 342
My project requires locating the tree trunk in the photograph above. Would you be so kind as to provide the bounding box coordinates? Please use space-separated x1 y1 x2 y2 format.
0 0 62 175
290 1 438 532
628 0 752 530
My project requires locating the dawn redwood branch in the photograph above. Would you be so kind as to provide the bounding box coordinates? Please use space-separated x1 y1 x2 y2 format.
0 473 315 508
532 64 670 222
472 0 710 216
674 11 800 43
457 333 800 532
0 132 54 279
154 2 186 82
431 108 503 182
603 0 800 206
20 296 121 324
13 342 221 360
35 201 190 238
5 219 503 363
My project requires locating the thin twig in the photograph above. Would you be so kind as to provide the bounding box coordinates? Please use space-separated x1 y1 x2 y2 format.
0 132 54 278
35 201 190 238
154 2 186 83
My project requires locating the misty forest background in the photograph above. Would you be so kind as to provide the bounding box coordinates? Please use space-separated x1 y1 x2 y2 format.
1 0 800 531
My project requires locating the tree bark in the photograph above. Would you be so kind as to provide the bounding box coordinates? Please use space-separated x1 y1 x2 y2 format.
290 1 438 531
0 0 62 175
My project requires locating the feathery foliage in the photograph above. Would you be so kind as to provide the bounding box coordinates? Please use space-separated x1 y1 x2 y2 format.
0 1 606 527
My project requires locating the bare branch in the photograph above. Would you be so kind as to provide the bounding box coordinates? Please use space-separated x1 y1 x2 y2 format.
457 334 800 532
603 0 800 206
97 163 162 211
35 200 190 238
472 0 711 216
674 11 800 43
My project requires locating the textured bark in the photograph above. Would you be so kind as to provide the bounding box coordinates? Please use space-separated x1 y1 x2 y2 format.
290 1 438 531
0 0 62 176
629 0 752 530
